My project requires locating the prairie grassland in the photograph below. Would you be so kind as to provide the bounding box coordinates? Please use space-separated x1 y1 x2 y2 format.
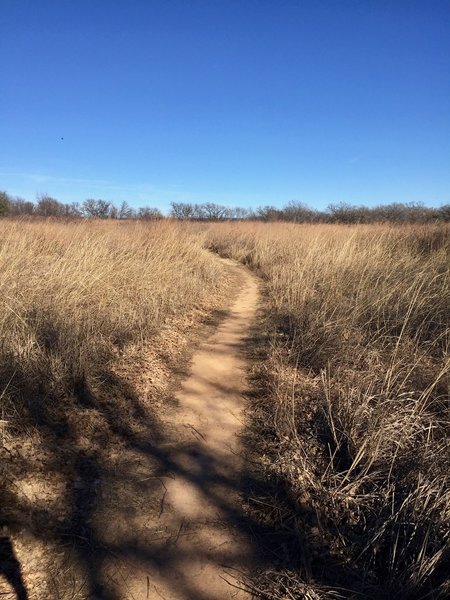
1 218 449 598
207 222 450 599
0 218 231 597
0 219 223 406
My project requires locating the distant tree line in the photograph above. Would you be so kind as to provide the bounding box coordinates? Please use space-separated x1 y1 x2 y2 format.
0 192 163 220
1 191 449 224
170 200 450 223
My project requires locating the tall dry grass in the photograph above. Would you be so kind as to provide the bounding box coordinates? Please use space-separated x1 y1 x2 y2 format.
0 218 223 427
1 219 236 598
207 222 450 599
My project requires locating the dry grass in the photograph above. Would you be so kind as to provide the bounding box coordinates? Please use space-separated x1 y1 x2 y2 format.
0 219 223 410
1 218 449 598
0 218 230 598
206 222 450 599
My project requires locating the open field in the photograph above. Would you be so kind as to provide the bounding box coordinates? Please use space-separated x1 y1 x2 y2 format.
0 219 449 599
0 219 236 599
207 222 450 599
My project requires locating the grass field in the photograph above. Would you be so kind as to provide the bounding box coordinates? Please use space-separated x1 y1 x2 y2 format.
0 219 233 598
0 219 225 399
1 219 449 599
207 222 450 598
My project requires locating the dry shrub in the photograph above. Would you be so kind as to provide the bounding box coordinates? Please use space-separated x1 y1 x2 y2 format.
207 222 450 599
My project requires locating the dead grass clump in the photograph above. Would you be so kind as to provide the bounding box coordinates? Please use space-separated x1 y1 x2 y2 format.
207 222 450 599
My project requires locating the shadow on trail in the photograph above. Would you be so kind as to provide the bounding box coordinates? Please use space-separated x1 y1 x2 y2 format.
0 537 28 600
0 294 257 598
0 302 372 600
0 366 280 599
2 303 430 600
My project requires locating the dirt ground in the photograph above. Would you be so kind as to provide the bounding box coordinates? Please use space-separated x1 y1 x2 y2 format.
0 259 260 600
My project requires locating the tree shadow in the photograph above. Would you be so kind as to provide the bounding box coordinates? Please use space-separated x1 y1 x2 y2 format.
238 315 450 600
5 295 445 599
0 537 28 600
0 304 273 598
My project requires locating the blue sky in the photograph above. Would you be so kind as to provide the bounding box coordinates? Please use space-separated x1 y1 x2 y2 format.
1 0 449 211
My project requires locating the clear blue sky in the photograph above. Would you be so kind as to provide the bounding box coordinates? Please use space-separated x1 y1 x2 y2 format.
1 0 449 211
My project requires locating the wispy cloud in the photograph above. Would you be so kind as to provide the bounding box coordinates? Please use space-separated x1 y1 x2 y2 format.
0 170 194 207
0 170 263 208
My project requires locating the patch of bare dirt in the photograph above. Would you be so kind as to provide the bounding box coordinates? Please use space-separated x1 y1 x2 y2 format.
104 259 260 600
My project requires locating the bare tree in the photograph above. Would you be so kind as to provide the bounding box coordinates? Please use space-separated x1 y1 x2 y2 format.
256 205 282 222
230 206 249 220
118 201 135 220
82 199 112 219
283 201 318 222
326 202 356 224
36 194 65 217
170 202 195 219
438 204 450 222
63 202 83 218
137 207 163 220
9 197 35 215
192 204 205 219
201 203 230 220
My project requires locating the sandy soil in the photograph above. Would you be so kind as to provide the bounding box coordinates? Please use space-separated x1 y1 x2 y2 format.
101 259 260 599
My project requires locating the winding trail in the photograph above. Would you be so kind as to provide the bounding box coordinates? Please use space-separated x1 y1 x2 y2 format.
118 259 260 599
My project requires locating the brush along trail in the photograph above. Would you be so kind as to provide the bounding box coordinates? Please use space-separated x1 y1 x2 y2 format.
112 258 260 599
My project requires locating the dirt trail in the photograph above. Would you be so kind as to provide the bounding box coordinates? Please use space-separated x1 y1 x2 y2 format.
113 259 260 600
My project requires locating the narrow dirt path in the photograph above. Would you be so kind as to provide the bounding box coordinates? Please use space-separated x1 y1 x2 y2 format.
115 259 260 600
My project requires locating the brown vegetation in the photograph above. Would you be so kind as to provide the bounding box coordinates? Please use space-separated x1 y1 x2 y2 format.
1 219 448 599
206 222 450 599
0 219 230 598
0 220 225 402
